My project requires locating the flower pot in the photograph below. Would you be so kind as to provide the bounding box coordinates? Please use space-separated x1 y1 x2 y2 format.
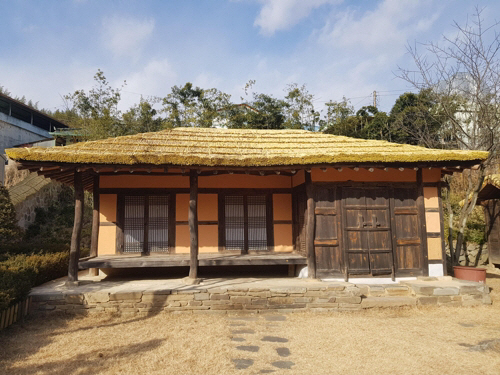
453 266 486 283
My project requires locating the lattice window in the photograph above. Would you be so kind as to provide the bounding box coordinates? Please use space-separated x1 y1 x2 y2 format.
124 196 145 253
224 195 268 252
225 196 245 251
123 195 169 253
148 196 169 252
247 196 267 251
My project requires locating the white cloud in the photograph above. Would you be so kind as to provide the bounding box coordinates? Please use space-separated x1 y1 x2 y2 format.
119 59 177 109
101 16 155 59
319 0 439 53
254 0 341 36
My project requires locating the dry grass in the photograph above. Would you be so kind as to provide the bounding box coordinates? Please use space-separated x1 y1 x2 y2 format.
6 127 488 167
1 271 500 375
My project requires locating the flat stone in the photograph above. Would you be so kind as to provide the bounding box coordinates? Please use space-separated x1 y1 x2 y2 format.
232 359 254 369
259 370 275 374
236 345 259 352
228 316 258 321
271 361 295 369
262 336 288 343
459 322 477 327
231 329 255 334
231 337 246 342
276 347 291 357
433 287 459 296
230 323 246 326
361 297 417 309
264 315 286 321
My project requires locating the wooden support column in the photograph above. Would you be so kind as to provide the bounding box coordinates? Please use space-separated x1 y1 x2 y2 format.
416 168 429 276
89 174 99 277
188 170 199 280
305 170 316 279
68 170 84 284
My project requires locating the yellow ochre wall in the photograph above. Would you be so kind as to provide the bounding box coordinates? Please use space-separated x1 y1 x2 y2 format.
98 194 117 255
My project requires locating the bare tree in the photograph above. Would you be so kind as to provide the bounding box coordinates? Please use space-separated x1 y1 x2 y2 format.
398 7 500 267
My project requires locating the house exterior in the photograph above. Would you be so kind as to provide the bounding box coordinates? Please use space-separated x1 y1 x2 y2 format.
476 175 500 266
5 128 488 283
0 92 68 184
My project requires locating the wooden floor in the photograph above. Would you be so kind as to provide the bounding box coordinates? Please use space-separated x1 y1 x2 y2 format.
79 253 307 269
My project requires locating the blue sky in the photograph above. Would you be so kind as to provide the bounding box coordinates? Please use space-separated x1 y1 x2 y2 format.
0 0 498 114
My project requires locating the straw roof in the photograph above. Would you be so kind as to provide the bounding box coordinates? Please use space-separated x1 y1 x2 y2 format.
483 174 500 190
5 127 488 167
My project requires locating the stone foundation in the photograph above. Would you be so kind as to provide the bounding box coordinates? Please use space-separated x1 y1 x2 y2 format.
30 277 491 315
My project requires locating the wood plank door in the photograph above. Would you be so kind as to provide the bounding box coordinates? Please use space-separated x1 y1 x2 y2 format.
392 187 423 275
342 187 393 276
314 186 343 277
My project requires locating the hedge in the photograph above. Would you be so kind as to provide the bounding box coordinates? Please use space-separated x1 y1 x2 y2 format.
0 252 69 311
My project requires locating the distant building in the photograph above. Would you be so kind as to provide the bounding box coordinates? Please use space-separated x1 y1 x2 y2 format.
0 92 68 184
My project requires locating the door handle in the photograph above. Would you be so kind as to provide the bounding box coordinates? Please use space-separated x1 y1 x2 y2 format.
372 214 381 227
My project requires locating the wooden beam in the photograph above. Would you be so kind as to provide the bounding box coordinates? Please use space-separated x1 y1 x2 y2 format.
68 171 84 283
305 170 316 279
89 174 100 277
188 170 199 279
416 168 429 276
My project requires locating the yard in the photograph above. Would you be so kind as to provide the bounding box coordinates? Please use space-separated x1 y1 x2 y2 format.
1 270 500 375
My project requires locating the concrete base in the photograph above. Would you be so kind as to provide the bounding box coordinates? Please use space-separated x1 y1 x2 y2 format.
183 277 202 285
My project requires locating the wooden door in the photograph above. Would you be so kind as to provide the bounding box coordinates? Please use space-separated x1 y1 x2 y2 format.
485 200 500 265
392 187 423 275
342 187 393 276
314 187 343 277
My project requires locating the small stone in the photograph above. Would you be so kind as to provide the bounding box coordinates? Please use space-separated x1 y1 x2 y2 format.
236 345 259 352
259 370 275 373
232 359 254 369
262 336 288 343
264 315 286 321
230 323 246 326
231 337 246 342
276 347 291 357
271 361 295 369
459 322 477 328
228 316 258 321
232 329 255 334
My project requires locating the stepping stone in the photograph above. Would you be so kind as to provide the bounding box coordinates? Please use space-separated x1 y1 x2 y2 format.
459 322 477 327
262 336 289 343
232 359 254 370
276 347 291 357
271 361 295 369
259 370 275 374
236 345 260 352
232 329 255 334
231 337 246 342
264 315 286 321
230 323 246 327
228 316 259 321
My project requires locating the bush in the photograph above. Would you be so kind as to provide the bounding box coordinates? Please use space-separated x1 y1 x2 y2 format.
0 186 21 251
0 252 69 310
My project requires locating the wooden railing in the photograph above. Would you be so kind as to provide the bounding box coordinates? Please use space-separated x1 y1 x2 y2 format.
0 297 32 331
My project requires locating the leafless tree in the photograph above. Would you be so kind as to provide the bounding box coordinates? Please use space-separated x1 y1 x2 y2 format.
398 7 500 266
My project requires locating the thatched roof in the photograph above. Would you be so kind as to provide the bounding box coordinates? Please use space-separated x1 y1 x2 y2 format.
477 174 500 203
5 127 488 167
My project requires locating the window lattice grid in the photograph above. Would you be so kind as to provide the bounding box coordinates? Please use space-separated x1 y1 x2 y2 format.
124 196 145 253
225 196 245 251
148 196 169 253
247 196 267 251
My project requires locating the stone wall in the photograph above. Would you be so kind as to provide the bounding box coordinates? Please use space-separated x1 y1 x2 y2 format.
30 277 491 315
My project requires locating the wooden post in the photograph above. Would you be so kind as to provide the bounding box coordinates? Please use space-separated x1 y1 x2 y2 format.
416 168 429 276
68 170 84 284
305 170 316 279
188 170 199 280
89 174 99 276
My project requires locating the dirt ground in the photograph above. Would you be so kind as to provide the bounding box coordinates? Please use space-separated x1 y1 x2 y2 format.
1 270 500 375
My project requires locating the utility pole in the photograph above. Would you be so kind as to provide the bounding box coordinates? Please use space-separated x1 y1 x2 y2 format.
373 90 377 108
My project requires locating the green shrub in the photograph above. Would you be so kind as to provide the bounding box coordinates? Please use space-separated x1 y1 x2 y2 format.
0 186 21 252
0 252 69 310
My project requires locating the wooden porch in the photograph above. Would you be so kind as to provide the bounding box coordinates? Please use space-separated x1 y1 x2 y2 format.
79 253 307 269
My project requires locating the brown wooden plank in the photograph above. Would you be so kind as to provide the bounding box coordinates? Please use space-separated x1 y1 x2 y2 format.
168 193 176 253
394 208 418 215
89 174 99 276
68 171 84 282
305 171 316 278
218 194 225 252
314 239 339 246
416 168 429 275
437 182 447 275
115 194 125 254
397 238 421 245
188 171 199 279
266 193 274 251
314 207 337 215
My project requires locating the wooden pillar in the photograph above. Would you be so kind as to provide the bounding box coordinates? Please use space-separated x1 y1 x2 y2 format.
68 170 84 283
416 168 429 276
305 170 316 279
188 170 199 279
89 174 99 276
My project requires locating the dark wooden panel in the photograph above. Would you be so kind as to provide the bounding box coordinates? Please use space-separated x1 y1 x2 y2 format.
314 239 339 246
315 246 343 273
485 200 500 265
